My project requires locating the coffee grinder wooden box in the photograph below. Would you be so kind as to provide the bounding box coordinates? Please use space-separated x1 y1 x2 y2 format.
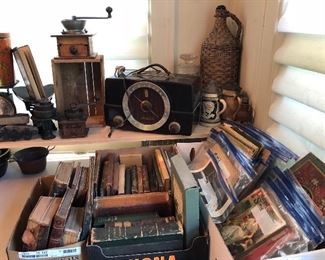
52 34 95 58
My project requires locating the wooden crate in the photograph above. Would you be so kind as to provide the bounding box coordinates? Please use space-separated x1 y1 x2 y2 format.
52 55 105 127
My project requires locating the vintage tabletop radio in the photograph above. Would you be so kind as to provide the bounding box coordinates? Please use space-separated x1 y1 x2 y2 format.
105 64 201 135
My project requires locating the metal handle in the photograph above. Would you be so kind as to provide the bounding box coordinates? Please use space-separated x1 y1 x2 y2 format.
228 13 242 40
72 6 113 20
134 63 171 76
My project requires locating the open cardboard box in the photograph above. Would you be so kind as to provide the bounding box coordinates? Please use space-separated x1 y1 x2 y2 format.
87 146 209 260
6 175 87 260
176 142 325 260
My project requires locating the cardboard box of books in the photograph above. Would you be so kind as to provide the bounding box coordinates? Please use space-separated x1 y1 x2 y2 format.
7 160 91 260
87 146 209 260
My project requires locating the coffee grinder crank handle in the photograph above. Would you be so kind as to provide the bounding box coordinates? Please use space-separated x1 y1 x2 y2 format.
72 6 113 20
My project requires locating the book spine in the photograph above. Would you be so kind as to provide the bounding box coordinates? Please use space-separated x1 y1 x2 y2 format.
152 156 164 192
74 167 89 206
154 149 171 191
112 162 119 195
49 161 74 197
131 165 138 194
101 156 114 196
118 164 126 195
137 165 144 193
125 167 132 194
148 162 158 192
48 215 65 248
91 218 183 247
48 188 77 248
142 165 150 193
93 192 171 217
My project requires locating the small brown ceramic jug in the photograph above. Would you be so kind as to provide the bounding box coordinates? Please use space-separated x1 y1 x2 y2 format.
220 90 242 121
234 91 254 123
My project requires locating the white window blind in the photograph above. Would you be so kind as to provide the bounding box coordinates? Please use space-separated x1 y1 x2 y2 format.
267 0 325 161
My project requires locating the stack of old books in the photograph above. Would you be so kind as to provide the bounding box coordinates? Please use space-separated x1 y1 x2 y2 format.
90 148 185 256
21 160 91 251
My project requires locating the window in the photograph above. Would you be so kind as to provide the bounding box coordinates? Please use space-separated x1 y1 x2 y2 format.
0 0 149 86
267 0 325 161
0 0 149 115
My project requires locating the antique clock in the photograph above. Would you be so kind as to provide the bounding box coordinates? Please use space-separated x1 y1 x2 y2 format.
104 64 201 135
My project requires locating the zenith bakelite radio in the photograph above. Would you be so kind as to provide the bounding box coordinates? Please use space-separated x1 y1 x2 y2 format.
104 64 201 135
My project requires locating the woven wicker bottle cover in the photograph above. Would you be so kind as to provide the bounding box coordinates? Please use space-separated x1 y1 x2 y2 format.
200 5 242 92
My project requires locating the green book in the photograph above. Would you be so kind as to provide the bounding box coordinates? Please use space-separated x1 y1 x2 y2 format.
91 217 183 247
171 154 200 248
93 212 160 228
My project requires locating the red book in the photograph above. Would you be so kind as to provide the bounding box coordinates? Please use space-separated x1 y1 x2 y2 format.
289 153 325 217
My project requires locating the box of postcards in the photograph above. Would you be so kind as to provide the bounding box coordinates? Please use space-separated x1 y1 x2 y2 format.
86 146 209 260
7 159 92 260
177 122 325 260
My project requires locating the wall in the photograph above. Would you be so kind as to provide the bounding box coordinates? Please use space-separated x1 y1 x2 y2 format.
228 0 281 130
153 0 281 131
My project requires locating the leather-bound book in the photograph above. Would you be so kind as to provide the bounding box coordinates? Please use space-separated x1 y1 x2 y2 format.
142 165 150 193
48 166 82 248
152 156 164 192
137 165 144 193
148 162 158 192
91 216 183 248
49 161 74 197
93 212 160 228
118 164 126 195
74 167 89 206
131 165 138 194
119 153 142 166
93 192 172 217
22 196 62 251
63 207 84 245
112 162 119 195
80 156 95 241
101 154 115 196
154 149 171 191
48 188 77 248
125 166 132 194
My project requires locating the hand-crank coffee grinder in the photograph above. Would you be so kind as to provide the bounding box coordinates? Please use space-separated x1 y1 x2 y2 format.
52 6 113 58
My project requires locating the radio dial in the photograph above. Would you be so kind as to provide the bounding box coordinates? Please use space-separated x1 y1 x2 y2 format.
112 115 125 128
168 121 181 134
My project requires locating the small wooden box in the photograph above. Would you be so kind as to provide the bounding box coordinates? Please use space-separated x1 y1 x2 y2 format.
52 55 105 127
52 34 95 58
58 120 89 138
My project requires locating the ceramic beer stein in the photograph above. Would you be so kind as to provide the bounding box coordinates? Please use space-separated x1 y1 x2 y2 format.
200 92 227 127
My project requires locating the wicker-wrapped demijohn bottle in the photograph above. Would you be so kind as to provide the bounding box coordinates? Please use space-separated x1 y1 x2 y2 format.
200 5 242 92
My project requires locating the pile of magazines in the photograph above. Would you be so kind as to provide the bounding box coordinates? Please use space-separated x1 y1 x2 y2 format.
189 121 325 259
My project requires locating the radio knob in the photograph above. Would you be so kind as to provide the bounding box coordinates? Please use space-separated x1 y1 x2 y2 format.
112 115 125 128
168 121 181 134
